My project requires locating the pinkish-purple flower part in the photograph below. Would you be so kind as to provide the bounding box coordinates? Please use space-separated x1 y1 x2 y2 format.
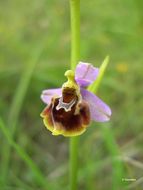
41 62 111 123
75 62 99 87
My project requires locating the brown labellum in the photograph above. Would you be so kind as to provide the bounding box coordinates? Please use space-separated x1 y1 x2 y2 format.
41 87 90 136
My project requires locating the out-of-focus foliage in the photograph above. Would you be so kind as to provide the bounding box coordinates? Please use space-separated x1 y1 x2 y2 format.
0 0 143 189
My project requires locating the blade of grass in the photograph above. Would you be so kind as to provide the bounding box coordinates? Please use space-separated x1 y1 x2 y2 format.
1 45 45 186
10 174 35 190
101 124 125 190
9 46 44 130
0 118 51 189
88 57 125 189
88 55 110 92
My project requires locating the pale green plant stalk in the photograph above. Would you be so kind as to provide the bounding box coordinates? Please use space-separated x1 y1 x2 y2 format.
70 0 80 71
69 0 80 190
69 0 111 189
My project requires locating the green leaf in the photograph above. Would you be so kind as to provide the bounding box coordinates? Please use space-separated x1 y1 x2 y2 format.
88 56 110 94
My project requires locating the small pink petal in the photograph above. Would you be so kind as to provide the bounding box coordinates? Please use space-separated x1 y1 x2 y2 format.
75 62 99 87
41 88 62 104
81 88 111 122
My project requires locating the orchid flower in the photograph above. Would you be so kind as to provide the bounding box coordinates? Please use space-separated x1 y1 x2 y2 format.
40 62 111 137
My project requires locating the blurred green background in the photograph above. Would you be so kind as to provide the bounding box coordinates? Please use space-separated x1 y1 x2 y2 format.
0 0 143 189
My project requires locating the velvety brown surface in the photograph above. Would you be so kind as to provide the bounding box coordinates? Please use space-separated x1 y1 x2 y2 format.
62 87 77 103
42 96 91 134
53 98 90 132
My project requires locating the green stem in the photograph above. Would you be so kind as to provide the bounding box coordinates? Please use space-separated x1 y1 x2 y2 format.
70 0 80 71
69 0 80 190
69 137 79 190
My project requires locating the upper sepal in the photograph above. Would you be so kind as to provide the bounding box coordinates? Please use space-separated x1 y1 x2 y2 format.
75 62 99 87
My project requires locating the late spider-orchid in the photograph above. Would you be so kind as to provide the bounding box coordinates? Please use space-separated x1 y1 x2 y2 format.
40 62 111 137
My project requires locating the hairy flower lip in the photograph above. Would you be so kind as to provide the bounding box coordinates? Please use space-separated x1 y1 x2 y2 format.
41 96 90 137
